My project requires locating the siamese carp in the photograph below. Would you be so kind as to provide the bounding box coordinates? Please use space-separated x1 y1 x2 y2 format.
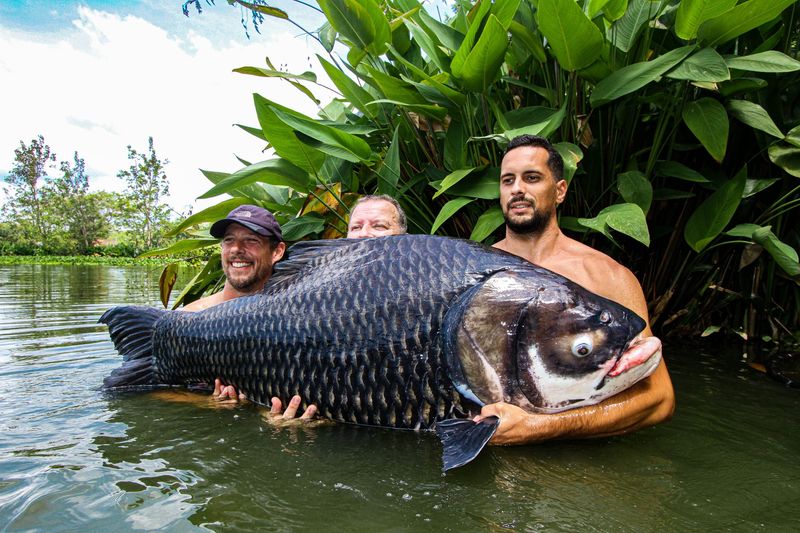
101 234 659 470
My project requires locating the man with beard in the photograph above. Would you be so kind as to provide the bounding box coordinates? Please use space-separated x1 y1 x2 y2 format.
182 205 285 312
473 134 675 444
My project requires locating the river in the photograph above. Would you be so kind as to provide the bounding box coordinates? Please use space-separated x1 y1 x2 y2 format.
1 263 798 531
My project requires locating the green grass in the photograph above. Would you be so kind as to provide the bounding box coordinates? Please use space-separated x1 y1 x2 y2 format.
0 255 185 267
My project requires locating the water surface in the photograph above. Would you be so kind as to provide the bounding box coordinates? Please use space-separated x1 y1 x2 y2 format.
1 264 798 531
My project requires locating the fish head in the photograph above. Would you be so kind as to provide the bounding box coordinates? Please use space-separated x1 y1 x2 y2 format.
513 285 656 412
444 270 658 415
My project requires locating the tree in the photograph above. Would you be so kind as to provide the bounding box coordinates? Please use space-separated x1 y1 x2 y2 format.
52 152 109 253
3 135 56 244
116 137 171 252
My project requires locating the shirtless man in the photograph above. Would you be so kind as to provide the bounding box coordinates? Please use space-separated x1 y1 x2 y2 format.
476 134 675 443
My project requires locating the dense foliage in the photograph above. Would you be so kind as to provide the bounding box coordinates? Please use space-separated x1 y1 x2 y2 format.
1 135 180 257
171 0 799 345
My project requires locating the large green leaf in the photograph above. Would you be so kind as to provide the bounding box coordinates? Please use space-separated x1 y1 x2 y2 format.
167 197 250 236
610 0 665 53
579 203 650 246
682 97 729 163
280 214 327 241
684 170 746 252
752 227 800 279
433 167 478 200
253 94 325 173
469 206 505 242
501 104 566 141
554 142 583 184
233 65 319 104
431 167 500 200
726 100 784 139
364 67 428 106
139 238 219 257
270 108 374 164
317 55 377 119
491 0 522 29
655 161 710 182
768 144 800 178
666 47 730 82
455 15 509 92
508 20 546 63
675 0 737 40
537 0 604 71
431 197 475 234
591 46 695 106
318 0 391 55
617 170 653 213
726 224 800 279
450 0 492 78
200 159 313 199
698 0 797 46
725 51 800 73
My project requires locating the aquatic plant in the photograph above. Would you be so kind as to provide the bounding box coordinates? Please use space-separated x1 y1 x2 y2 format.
166 0 799 342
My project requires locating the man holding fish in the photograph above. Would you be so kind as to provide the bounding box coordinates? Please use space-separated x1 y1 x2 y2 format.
197 136 673 442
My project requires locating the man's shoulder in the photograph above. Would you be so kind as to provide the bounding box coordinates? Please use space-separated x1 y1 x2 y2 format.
181 292 225 312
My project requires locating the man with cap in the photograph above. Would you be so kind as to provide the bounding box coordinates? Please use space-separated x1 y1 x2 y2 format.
183 204 285 312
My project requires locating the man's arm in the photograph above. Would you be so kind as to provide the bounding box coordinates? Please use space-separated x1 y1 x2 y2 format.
477 263 675 445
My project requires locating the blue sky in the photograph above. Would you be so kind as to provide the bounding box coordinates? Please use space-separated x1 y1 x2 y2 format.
0 1 328 211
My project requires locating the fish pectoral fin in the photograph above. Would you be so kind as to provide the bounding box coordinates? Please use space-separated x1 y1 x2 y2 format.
435 416 499 472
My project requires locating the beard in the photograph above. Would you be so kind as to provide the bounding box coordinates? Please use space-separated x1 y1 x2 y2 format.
503 198 555 235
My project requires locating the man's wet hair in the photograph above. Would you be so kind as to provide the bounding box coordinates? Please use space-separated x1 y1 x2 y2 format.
503 135 564 181
353 194 408 233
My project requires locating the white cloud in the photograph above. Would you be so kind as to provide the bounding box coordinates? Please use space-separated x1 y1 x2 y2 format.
0 6 330 213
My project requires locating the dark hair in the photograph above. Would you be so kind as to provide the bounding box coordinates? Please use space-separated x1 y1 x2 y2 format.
503 135 564 181
352 194 408 233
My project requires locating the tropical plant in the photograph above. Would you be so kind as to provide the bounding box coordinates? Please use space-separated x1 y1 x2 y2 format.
170 0 800 344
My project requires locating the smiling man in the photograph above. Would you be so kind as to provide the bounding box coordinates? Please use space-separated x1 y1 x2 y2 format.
183 205 285 311
476 134 675 444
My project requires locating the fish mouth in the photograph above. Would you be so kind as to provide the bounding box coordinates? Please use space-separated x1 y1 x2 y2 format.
595 334 662 390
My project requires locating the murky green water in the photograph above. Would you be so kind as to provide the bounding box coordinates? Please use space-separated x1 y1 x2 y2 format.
1 264 798 531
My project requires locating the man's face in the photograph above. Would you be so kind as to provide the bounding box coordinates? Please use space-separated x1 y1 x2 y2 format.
499 146 567 234
220 224 284 292
347 200 402 238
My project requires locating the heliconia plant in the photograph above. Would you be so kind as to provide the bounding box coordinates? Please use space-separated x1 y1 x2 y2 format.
164 0 799 344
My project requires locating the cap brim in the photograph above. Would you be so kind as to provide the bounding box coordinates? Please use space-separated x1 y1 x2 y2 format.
209 219 270 238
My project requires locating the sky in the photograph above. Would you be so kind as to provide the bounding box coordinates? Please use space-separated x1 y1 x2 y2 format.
0 0 331 214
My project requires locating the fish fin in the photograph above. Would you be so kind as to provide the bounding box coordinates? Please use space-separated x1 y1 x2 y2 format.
268 238 361 288
436 416 499 472
99 306 167 389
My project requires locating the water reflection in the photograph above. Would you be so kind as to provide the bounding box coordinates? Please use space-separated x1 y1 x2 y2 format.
1 265 799 531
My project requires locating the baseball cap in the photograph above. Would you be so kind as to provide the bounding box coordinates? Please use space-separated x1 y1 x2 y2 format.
209 205 283 241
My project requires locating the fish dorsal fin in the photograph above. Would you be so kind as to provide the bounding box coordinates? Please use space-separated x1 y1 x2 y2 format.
443 270 537 406
267 238 362 290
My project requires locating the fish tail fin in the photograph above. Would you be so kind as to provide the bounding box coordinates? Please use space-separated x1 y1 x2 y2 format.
435 416 499 472
100 306 167 389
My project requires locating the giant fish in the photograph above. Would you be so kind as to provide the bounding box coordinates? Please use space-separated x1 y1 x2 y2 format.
101 234 660 470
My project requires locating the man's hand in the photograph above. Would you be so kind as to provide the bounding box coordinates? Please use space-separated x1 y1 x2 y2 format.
610 336 662 377
212 378 247 403
270 395 318 421
473 402 552 445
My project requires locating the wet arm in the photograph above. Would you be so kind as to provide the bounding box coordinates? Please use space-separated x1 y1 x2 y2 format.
478 360 674 444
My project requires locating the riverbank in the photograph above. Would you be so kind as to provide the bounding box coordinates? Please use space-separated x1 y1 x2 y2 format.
0 255 188 267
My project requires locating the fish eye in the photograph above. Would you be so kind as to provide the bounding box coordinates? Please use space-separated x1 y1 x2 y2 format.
599 311 611 323
571 335 594 358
